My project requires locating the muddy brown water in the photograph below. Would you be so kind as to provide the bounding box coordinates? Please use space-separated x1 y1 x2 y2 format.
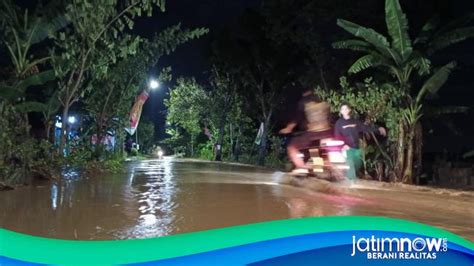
0 158 472 241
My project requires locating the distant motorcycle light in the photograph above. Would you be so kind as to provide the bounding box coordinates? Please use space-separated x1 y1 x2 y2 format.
157 151 164 157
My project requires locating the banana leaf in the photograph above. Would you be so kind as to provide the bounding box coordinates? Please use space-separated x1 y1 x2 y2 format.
348 53 388 74
385 0 412 60
416 62 456 103
16 70 56 92
15 101 47 113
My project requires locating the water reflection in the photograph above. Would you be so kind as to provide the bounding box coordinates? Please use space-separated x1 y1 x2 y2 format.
125 158 177 238
0 159 472 241
51 183 58 210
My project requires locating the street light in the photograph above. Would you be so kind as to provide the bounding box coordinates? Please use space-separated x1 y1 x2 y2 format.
132 79 159 152
149 79 160 90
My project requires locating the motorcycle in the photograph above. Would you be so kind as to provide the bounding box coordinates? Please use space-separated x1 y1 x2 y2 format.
286 135 349 181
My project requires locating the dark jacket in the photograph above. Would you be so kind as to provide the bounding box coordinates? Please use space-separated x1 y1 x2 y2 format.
334 117 378 148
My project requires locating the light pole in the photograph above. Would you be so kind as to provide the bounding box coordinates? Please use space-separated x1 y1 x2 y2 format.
136 79 160 151
65 116 76 155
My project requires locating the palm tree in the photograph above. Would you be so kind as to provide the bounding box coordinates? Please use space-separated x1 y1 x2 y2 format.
332 0 473 183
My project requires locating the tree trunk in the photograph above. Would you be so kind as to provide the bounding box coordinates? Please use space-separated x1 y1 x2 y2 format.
215 119 226 161
233 125 241 162
402 127 415 184
233 139 240 162
319 66 328 90
119 130 125 156
393 122 405 182
95 119 105 159
229 123 233 159
23 113 30 137
257 112 272 166
414 122 423 183
190 135 194 157
376 161 385 182
45 120 52 142
59 104 70 156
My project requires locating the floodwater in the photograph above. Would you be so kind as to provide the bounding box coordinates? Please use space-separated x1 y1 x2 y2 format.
0 158 472 241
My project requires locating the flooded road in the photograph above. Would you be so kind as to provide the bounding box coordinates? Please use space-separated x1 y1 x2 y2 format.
0 158 472 241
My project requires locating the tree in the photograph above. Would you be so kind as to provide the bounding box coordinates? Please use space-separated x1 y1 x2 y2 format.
0 0 67 79
318 77 405 181
84 25 207 157
0 0 65 133
333 0 473 183
212 11 295 165
51 0 165 155
414 13 474 57
40 89 61 142
137 118 155 154
262 0 381 90
164 77 208 156
0 0 65 184
206 65 238 161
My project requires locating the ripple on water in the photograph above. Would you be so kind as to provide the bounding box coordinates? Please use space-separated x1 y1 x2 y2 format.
0 159 472 241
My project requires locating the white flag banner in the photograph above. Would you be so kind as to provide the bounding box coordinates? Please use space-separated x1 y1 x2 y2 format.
254 122 264 145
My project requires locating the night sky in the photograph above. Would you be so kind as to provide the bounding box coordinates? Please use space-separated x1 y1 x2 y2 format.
7 0 474 152
133 0 473 153
135 0 261 139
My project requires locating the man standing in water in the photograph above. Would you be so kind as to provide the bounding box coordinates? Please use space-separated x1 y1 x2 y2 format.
335 103 386 180
280 89 332 174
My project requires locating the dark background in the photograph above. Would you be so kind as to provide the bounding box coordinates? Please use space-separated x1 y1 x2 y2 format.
8 0 474 154
135 0 473 155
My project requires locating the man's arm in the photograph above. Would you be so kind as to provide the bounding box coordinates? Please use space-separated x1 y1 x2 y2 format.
279 122 297 134
280 100 304 134
356 120 386 136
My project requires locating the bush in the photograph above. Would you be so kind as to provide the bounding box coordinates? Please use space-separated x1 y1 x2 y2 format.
130 148 139 156
197 142 214 160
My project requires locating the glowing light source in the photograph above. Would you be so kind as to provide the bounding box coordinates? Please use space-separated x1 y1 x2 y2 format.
68 116 76 124
149 79 159 90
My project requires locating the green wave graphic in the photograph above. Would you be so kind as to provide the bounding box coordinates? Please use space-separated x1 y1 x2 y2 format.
0 216 472 265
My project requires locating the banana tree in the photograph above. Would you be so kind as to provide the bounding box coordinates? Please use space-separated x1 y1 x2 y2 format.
333 0 431 87
0 70 56 140
332 0 431 181
0 0 68 79
401 62 457 182
332 0 473 183
0 0 67 142
414 13 474 56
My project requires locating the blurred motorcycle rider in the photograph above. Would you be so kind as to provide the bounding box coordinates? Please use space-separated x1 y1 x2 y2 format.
280 89 332 174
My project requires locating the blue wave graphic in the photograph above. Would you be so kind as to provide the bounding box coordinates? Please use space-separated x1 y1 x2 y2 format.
130 231 473 265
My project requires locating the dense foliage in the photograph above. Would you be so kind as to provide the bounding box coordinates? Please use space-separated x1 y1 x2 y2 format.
0 0 471 188
0 0 207 187
163 0 472 184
